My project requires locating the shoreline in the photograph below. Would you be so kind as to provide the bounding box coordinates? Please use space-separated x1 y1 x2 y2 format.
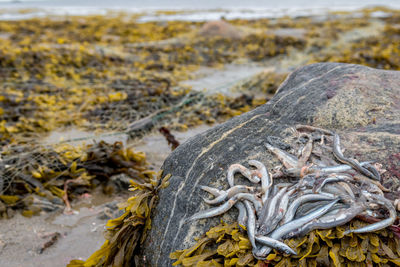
0 5 399 21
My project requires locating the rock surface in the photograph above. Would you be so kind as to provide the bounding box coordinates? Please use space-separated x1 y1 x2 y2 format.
198 20 244 39
142 63 400 266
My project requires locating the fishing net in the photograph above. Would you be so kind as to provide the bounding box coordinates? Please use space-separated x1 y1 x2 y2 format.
0 14 293 217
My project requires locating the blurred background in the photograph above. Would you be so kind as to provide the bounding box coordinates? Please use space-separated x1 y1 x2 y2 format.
1 0 400 19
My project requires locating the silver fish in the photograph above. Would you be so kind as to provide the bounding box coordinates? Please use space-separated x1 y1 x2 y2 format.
282 194 335 224
344 193 396 234
333 133 379 181
227 164 260 187
297 136 313 168
313 175 352 193
186 193 261 222
258 187 288 235
199 185 221 196
269 188 296 230
255 235 297 255
287 202 365 238
203 185 255 205
264 143 298 169
255 199 339 259
249 160 272 203
236 202 248 230
244 200 257 250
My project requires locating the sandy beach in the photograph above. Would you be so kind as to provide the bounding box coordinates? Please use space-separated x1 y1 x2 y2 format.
0 2 400 266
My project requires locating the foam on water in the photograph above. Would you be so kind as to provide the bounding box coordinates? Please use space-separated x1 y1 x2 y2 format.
0 0 399 21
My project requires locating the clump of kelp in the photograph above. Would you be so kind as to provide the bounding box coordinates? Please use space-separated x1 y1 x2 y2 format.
310 9 400 70
231 71 287 97
68 171 171 267
169 92 268 131
170 221 400 266
311 23 400 70
0 141 155 218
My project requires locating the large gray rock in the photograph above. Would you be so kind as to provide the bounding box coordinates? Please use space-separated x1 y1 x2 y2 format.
142 63 400 266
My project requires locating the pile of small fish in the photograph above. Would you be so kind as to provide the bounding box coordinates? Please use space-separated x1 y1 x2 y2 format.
186 125 397 260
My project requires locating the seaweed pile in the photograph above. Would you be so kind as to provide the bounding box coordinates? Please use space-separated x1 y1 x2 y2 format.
0 15 293 218
171 220 400 266
2 8 398 147
68 171 171 267
0 15 301 147
313 24 400 70
2 8 400 146
172 125 400 266
311 9 400 71
0 141 155 218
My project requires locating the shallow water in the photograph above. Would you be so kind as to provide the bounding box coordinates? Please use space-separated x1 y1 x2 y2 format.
0 0 399 21
1 0 400 9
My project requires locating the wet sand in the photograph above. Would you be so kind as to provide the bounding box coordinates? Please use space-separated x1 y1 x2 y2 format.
0 189 123 267
0 124 212 267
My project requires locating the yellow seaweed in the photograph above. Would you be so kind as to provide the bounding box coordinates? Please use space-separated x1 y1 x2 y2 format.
0 195 19 204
